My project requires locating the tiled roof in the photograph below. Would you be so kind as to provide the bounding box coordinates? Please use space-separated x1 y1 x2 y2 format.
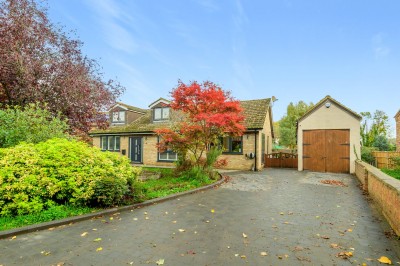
115 102 147 113
298 95 362 122
91 98 271 134
241 98 271 129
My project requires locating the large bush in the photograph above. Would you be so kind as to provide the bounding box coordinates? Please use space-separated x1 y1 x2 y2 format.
361 146 377 165
0 138 140 216
0 103 70 148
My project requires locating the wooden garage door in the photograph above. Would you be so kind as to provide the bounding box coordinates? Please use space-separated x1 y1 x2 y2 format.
303 129 350 173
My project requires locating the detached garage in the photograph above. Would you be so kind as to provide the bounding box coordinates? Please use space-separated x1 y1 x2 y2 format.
297 96 361 173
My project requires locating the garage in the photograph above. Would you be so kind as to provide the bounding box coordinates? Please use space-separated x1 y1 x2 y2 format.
297 96 361 174
303 129 350 173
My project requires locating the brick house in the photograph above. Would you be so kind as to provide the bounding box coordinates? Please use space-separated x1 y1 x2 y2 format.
396 110 400 151
90 97 274 171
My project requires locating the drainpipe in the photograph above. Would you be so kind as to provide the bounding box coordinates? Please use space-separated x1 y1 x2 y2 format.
254 130 258 171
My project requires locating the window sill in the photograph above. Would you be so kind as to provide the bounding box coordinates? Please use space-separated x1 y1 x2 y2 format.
157 160 177 163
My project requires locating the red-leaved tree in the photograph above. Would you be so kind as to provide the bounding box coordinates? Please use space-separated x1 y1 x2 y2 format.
0 0 124 138
156 80 245 170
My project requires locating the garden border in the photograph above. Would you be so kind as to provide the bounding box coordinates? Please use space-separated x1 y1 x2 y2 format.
0 174 227 239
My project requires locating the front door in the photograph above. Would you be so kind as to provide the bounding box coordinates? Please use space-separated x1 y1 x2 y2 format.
130 137 142 163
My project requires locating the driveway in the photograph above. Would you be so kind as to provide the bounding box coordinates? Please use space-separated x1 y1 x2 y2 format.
1 169 399 265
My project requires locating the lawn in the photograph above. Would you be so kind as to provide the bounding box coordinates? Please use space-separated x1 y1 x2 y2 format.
381 168 400 180
0 167 218 231
133 167 215 202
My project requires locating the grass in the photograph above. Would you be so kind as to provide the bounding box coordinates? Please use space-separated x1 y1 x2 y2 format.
134 167 216 202
0 167 218 231
0 205 95 231
381 168 400 180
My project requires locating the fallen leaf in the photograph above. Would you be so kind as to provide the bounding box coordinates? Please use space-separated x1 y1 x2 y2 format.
187 250 196 255
240 255 246 259
242 233 248 238
172 220 177 223
96 247 102 252
235 254 239 257
109 217 113 220
293 246 304 251
280 212 284 215
205 220 210 223
211 209 215 213
81 232 88 237
178 229 185 232
93 238 102 242
336 251 353 259
56 262 65 266
11 236 16 240
48 227 55 231
285 254 289 258
347 229 353 232
377 256 392 264
320 180 347 187
156 259 165 265
41 250 51 256
278 255 283 259
92 228 97 231
144 212 148 215
165 212 168 215
145 217 149 220
296 256 311 262
330 243 340 249
133 218 138 221
260 252 268 256
321 235 330 239
362 263 367 266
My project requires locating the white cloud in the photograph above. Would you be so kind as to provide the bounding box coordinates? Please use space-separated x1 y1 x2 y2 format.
372 33 390 59
84 0 137 54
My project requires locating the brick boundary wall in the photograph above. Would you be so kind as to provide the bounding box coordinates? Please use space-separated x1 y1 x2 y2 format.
355 160 400 236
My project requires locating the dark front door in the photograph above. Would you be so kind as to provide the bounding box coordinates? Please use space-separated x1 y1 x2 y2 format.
130 137 142 163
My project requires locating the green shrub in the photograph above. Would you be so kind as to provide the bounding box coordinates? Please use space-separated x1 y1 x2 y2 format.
180 166 210 183
361 146 377 165
0 138 140 216
0 103 70 148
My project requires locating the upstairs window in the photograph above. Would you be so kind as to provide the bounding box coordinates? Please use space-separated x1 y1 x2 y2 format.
154 107 169 121
221 136 243 154
101 136 120 151
112 111 125 123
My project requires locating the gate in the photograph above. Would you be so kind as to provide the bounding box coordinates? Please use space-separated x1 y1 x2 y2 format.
265 152 298 168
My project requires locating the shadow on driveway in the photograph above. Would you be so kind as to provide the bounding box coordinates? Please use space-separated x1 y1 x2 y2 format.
1 168 399 265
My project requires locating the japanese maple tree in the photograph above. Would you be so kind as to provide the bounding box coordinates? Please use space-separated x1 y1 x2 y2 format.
0 0 124 137
156 80 245 169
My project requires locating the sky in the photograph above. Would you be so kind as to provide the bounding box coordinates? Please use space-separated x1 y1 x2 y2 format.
47 0 400 136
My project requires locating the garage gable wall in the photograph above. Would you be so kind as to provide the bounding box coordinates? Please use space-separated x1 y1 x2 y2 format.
298 98 361 173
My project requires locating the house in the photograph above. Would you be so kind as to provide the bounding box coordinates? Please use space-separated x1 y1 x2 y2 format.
396 110 400 151
90 97 274 171
297 95 361 174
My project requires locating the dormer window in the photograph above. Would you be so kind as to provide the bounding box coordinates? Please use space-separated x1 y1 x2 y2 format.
154 107 169 121
112 111 125 123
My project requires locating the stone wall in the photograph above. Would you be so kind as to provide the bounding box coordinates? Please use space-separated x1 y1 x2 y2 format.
355 160 400 236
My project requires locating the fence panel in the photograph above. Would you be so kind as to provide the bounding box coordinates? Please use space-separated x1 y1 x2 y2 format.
371 151 400 169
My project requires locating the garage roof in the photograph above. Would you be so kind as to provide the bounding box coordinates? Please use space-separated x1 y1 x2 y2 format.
298 95 362 123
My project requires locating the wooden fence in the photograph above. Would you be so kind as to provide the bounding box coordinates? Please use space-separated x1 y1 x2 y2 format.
371 151 400 169
265 152 298 169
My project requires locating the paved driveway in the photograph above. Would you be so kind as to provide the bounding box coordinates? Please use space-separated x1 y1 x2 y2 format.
1 169 399 265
